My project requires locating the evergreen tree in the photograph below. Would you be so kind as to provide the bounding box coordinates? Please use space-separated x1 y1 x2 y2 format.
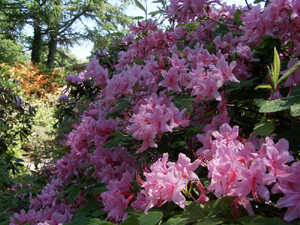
0 0 132 67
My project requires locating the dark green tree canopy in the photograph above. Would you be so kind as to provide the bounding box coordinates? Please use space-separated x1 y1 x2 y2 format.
0 0 133 67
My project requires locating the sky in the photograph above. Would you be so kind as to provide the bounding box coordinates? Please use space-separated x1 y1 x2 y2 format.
70 0 259 61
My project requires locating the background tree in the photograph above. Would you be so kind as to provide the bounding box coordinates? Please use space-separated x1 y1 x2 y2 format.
0 0 133 67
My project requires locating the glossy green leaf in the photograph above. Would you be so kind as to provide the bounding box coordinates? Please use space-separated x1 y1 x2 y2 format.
91 210 106 217
53 184 76 198
235 215 289 225
104 132 133 148
138 211 163 225
79 163 94 170
116 100 130 114
180 202 205 223
15 188 31 194
132 16 144 20
259 96 300 113
290 104 300 117
120 215 140 225
271 47 280 88
233 10 243 26
134 0 146 13
88 218 115 225
290 82 300 96
254 84 272 90
194 217 228 225
185 202 205 217
276 125 300 139
254 122 275 137
183 126 203 137
254 98 268 108
174 101 193 114
162 217 189 225
276 59 300 86
68 187 81 203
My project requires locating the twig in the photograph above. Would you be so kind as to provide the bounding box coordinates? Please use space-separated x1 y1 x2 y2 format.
245 0 251 10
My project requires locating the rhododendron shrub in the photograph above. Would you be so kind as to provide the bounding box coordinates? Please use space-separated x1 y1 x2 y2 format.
10 0 300 224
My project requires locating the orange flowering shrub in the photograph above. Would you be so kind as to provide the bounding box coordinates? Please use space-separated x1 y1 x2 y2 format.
1 62 65 98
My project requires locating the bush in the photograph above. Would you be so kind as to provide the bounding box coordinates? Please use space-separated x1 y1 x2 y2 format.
0 64 35 176
4 62 65 99
8 0 300 224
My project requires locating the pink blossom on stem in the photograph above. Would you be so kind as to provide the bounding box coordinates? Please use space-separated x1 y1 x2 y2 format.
133 153 199 213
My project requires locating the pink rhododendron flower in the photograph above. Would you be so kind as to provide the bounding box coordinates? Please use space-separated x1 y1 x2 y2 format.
272 181 300 222
133 153 199 213
127 92 189 153
101 171 134 222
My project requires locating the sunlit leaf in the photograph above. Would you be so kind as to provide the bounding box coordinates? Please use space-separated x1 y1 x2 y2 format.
138 211 163 225
254 122 275 137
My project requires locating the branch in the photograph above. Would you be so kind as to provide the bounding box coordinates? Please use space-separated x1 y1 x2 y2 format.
245 0 251 10
58 0 92 35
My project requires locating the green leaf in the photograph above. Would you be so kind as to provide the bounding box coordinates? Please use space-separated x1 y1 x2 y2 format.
53 184 76 198
219 196 236 220
163 217 189 225
254 99 268 108
290 104 300 117
132 16 145 20
15 188 31 194
79 163 94 170
194 217 227 225
276 59 300 86
120 215 140 225
254 84 272 90
84 185 108 195
254 122 275 137
88 218 115 225
68 187 81 203
174 101 193 114
138 211 163 225
181 202 205 223
259 96 300 113
0 220 10 225
276 125 300 139
91 210 106 217
183 126 203 137
112 70 123 74
131 59 144 65
134 0 146 13
185 202 205 217
209 199 223 217
290 82 300 96
271 47 280 88
104 132 133 148
233 10 243 26
116 100 130 114
212 24 230 38
235 215 289 225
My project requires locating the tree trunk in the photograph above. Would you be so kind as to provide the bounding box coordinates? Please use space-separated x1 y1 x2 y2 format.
46 32 58 68
31 19 42 65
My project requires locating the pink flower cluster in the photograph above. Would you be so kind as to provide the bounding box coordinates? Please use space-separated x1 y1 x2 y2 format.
65 73 86 84
241 0 300 56
85 55 109 87
132 153 200 213
127 92 189 153
10 179 76 225
197 123 300 221
11 0 300 223
101 171 135 222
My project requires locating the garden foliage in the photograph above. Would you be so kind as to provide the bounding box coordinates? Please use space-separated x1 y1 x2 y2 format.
3 62 65 99
0 64 36 176
8 0 300 224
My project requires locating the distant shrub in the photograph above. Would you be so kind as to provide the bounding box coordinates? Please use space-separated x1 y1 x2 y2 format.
2 62 65 99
